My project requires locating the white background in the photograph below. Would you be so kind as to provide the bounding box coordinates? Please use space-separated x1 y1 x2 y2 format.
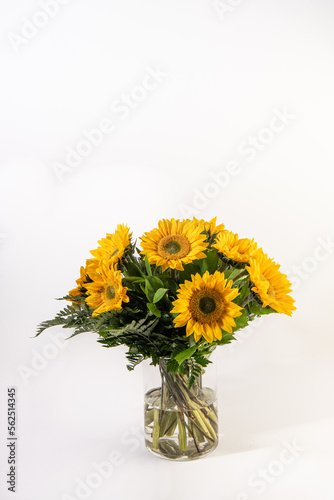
1 0 334 499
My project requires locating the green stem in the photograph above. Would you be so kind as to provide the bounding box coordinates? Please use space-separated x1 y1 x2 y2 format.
152 409 160 449
187 413 215 443
235 269 248 279
170 268 177 281
241 294 256 308
165 415 178 437
150 359 218 455
177 413 187 451
218 261 229 272
183 420 200 453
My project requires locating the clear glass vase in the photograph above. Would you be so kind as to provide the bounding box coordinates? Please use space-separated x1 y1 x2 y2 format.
143 357 218 461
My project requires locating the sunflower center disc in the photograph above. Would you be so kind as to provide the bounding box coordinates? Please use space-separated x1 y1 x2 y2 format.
164 240 182 254
158 234 191 259
189 289 224 323
106 286 116 300
199 297 216 314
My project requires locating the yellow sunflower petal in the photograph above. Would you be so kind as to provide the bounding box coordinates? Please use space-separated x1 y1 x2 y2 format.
191 217 225 236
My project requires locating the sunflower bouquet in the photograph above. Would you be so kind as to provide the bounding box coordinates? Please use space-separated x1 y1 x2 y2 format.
37 217 295 460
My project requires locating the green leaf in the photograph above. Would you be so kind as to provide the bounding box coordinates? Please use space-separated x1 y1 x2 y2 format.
147 302 161 317
149 276 165 289
225 268 245 281
126 260 144 277
188 333 196 347
234 283 250 305
153 288 168 303
126 352 145 371
178 263 199 283
249 304 276 315
233 309 248 330
144 279 155 302
144 255 152 276
214 333 235 345
160 277 178 295
167 359 179 374
174 345 197 365
201 249 219 274
123 276 145 284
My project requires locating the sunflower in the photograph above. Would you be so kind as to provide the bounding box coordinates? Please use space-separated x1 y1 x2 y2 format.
171 270 243 343
85 258 100 279
85 263 129 316
68 258 100 300
140 218 208 272
246 252 296 316
90 224 131 268
212 230 258 263
191 217 225 237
